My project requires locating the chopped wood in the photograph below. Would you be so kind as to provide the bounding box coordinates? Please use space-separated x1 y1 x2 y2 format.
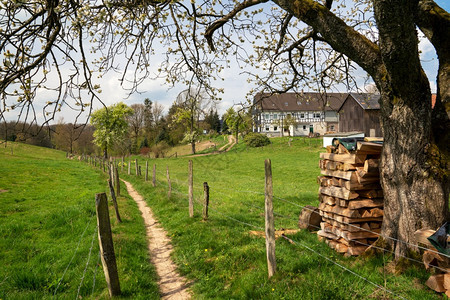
360 208 384 218
370 222 382 229
319 194 336 205
343 181 381 191
336 162 357 171
425 274 446 293
364 137 383 142
319 203 360 218
364 159 380 173
347 245 369 256
444 273 450 290
335 242 349 253
344 198 383 210
298 205 322 231
319 186 359 200
423 250 446 270
320 169 358 182
414 229 438 249
326 160 338 170
338 144 350 154
357 189 383 199
317 230 339 240
320 152 366 165
357 141 383 153
356 167 379 178
249 229 300 239
326 145 336 153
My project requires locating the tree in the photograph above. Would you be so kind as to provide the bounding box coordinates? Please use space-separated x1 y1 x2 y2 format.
90 102 133 158
53 118 77 153
1 0 448 259
205 109 221 133
224 107 252 142
128 103 146 153
173 87 215 154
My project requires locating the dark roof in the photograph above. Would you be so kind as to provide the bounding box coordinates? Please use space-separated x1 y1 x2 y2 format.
347 93 381 110
254 92 347 112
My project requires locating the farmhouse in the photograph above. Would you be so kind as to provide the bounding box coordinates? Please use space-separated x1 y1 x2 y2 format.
252 92 347 137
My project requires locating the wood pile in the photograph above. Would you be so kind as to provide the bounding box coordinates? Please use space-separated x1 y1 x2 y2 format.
415 229 450 296
317 141 384 256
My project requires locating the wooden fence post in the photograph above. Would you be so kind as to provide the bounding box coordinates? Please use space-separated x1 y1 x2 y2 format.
203 182 209 221
128 159 131 175
95 193 121 296
108 179 122 223
167 166 172 199
145 161 149 182
264 159 276 278
114 165 120 197
135 159 138 176
152 164 156 187
188 160 194 217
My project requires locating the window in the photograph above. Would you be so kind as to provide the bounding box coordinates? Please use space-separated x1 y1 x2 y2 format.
303 125 307 130
265 127 270 131
285 102 289 106
265 113 270 120
300 113 305 118
273 114 278 120
274 126 278 131
314 112 321 118
330 125 335 131
297 101 302 105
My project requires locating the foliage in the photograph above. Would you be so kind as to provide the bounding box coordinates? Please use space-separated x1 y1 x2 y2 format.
150 141 170 158
90 102 133 157
243 132 271 147
223 107 252 137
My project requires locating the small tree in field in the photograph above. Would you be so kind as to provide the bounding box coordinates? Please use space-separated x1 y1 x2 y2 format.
90 102 133 158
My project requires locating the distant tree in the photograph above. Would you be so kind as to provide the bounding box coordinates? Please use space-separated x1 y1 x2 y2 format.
90 102 133 158
221 115 229 134
173 87 215 154
53 118 77 153
224 107 251 142
204 109 221 133
128 103 146 154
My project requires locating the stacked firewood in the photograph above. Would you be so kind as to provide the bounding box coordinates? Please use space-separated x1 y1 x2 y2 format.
317 140 384 256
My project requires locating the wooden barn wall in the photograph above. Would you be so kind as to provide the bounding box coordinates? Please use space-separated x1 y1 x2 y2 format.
364 110 382 137
338 98 365 133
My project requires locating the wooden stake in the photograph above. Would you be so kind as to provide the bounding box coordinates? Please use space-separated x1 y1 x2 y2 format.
108 179 122 223
167 166 172 199
145 161 149 181
135 159 138 176
152 164 156 187
114 165 120 197
265 159 276 278
95 193 121 296
188 160 194 217
203 182 209 221
128 159 131 175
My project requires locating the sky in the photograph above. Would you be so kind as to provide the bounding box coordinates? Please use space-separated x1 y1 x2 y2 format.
3 0 449 125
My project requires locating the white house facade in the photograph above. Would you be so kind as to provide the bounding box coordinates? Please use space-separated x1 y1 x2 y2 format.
252 92 347 137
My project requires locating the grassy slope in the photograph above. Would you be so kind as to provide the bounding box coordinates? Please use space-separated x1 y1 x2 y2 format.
122 137 436 300
0 142 159 299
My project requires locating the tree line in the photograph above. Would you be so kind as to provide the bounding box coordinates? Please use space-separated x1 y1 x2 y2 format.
1 98 252 157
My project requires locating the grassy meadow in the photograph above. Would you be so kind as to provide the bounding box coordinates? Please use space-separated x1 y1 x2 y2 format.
120 137 437 299
0 142 159 299
0 137 439 299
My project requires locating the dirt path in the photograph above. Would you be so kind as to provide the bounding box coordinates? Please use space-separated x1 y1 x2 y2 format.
121 180 191 300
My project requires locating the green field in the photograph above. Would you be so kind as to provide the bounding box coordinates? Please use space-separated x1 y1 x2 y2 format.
0 142 159 299
0 138 439 299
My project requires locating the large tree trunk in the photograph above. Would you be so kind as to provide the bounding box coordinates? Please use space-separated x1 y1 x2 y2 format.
374 0 448 258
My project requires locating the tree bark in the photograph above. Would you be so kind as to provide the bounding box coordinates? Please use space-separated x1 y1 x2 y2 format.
373 0 448 258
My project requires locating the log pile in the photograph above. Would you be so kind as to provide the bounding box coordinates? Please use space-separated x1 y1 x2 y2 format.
317 141 384 256
415 229 450 296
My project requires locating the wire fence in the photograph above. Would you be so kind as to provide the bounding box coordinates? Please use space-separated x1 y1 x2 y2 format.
83 155 448 299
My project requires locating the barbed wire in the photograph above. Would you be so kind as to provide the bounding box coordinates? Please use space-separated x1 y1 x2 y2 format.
53 219 93 296
76 225 98 299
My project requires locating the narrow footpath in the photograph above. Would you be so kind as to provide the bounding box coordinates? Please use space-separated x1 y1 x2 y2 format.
121 180 191 300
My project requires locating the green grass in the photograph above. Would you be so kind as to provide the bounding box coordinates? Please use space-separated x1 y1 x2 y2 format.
0 141 159 299
120 136 438 299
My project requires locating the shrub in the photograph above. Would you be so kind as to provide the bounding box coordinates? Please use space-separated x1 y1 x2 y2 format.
150 141 169 158
243 132 271 147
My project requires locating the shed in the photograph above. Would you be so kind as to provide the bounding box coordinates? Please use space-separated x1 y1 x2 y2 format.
338 93 382 137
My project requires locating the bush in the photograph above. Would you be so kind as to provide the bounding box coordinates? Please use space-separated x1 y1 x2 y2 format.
150 141 169 158
243 132 271 147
